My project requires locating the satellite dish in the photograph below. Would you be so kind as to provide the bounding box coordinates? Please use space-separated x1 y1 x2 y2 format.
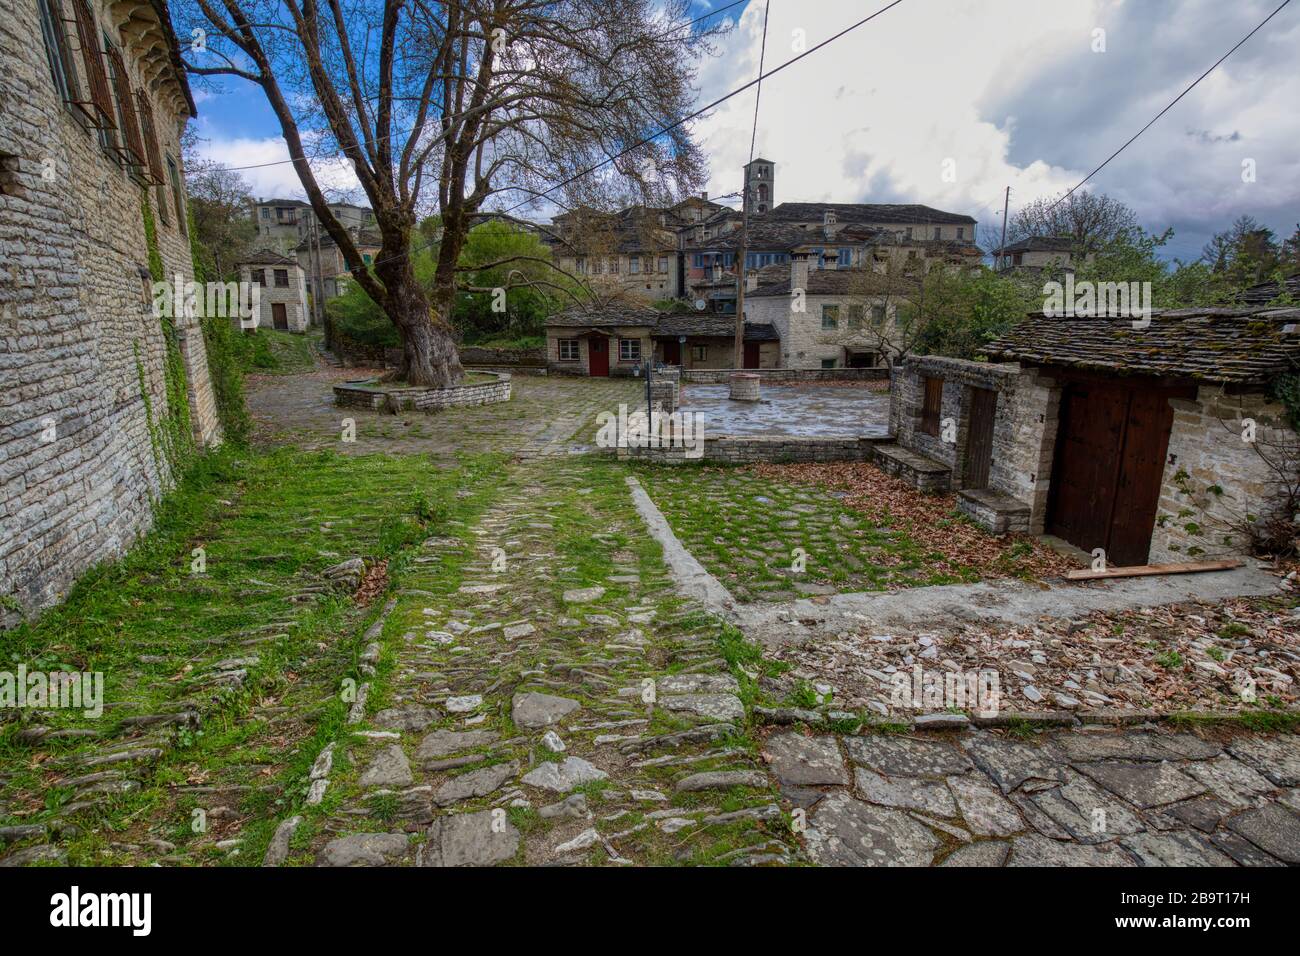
693 298 707 311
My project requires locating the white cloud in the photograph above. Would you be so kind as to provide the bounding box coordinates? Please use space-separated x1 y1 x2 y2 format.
191 120 362 201
690 0 1300 258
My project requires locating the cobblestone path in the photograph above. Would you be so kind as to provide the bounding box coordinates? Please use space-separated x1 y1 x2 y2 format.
298 458 799 866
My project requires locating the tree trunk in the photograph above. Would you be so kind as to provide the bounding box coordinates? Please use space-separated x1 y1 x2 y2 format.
375 257 463 388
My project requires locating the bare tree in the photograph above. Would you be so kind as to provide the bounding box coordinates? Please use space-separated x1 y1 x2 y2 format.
174 0 721 385
1008 190 1140 255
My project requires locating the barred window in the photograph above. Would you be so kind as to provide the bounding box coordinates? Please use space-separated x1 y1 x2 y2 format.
37 0 80 104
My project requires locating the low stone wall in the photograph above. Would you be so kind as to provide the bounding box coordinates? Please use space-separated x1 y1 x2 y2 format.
333 373 512 413
459 345 545 367
617 434 884 465
681 367 890 384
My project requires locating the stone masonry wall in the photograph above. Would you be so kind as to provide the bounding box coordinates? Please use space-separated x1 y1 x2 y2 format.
617 434 882 465
0 0 220 618
240 263 309 332
1151 386 1296 562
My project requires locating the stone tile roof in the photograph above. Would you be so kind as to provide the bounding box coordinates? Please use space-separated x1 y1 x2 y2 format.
747 266 881 297
651 315 780 341
764 202 976 226
1236 272 1300 306
991 236 1076 256
239 248 299 266
545 306 661 329
984 308 1300 385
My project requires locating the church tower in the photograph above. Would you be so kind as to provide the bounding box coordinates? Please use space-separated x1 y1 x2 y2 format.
743 158 774 214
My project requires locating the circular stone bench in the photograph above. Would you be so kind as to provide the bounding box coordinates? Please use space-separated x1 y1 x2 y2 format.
333 372 511 413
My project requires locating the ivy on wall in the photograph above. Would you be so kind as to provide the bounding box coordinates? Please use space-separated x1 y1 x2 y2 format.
140 194 195 476
188 205 252 445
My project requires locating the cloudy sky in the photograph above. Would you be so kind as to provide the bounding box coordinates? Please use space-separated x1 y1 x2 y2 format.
191 0 1300 262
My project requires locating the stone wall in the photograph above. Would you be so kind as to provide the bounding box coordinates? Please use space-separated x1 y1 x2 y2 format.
334 373 512 413
890 356 1057 531
1151 386 1296 561
458 345 545 367
239 263 309 332
546 325 652 376
617 434 882 465
681 366 889 384
1 0 220 620
746 290 896 369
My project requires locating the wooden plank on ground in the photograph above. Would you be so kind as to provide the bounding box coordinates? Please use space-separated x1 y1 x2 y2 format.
1064 559 1243 582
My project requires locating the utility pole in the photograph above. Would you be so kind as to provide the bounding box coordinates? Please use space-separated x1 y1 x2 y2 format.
997 185 1010 271
733 179 748 369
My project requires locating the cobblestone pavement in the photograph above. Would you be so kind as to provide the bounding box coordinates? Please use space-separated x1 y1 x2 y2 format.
296 458 798 867
759 722 1300 866
247 368 642 460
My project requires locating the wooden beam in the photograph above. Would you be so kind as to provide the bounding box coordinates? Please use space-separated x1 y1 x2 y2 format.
1064 559 1243 582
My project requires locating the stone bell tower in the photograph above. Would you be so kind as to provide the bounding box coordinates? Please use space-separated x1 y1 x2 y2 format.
743 158 774 215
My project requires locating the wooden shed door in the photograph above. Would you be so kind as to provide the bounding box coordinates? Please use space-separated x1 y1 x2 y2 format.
272 303 288 330
743 341 760 369
963 387 997 489
588 335 609 376
1047 380 1182 566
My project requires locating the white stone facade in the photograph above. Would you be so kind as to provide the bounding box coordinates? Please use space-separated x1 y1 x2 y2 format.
238 257 310 332
1 0 221 618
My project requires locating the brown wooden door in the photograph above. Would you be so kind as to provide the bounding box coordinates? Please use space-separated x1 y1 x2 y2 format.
663 339 681 365
588 335 609 376
1047 379 1184 566
272 303 288 330
963 387 997 489
743 341 760 369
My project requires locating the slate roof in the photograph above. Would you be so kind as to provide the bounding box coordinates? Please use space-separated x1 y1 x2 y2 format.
545 306 661 329
748 266 884 297
239 249 299 266
651 315 780 341
764 202 976 226
1236 272 1300 306
984 308 1300 385
991 236 1077 256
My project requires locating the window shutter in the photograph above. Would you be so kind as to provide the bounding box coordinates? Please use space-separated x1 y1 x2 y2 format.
105 45 147 172
68 0 115 130
135 89 165 184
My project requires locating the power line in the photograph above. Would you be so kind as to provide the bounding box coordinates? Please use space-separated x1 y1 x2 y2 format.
1047 0 1293 212
209 0 751 174
371 0 908 270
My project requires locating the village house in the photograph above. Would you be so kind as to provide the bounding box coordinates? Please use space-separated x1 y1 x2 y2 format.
251 196 375 255
297 227 380 301
237 250 310 332
1 0 221 615
544 305 659 376
882 308 1300 566
992 236 1093 273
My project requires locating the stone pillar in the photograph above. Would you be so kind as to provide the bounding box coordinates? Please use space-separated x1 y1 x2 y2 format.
729 372 760 402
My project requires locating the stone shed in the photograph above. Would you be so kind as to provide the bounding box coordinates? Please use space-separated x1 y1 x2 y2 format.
545 305 658 376
237 249 310 332
885 308 1300 566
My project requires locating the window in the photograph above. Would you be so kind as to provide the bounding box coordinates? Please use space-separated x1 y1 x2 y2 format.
957 227 965 239
932 227 941 240
166 156 186 235
872 304 886 326
261 208 270 220
691 345 707 362
921 376 943 436
103 38 147 176
609 257 619 274
252 269 266 286
37 0 79 105
68 0 115 133
821 305 839 329
847 305 865 329
658 257 668 274
362 254 372 265
619 338 641 362
643 256 653 273
558 339 580 362
575 257 586 274
274 269 289 287
821 358 837 369
905 227 913 239
629 257 640 274
839 248 853 267
592 258 604 275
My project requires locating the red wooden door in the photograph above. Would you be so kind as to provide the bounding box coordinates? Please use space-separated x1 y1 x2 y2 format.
588 335 609 376
743 341 760 369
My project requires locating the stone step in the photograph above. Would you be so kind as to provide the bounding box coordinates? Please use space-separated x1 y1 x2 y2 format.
870 444 951 492
957 487 1030 534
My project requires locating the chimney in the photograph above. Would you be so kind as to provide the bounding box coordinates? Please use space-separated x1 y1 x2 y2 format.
790 252 810 292
746 271 758 292
701 191 708 200
712 261 722 282
822 250 839 271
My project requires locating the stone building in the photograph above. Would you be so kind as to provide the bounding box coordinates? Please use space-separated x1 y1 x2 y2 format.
544 306 659 376
991 236 1093 273
1 0 221 619
650 312 780 370
237 249 310 332
883 308 1300 566
252 196 374 255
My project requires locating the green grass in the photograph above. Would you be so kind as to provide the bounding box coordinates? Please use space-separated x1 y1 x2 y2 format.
0 446 506 865
633 464 980 601
233 328 319 374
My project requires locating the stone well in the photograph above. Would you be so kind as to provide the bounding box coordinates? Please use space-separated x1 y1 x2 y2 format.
333 372 512 413
728 372 760 402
